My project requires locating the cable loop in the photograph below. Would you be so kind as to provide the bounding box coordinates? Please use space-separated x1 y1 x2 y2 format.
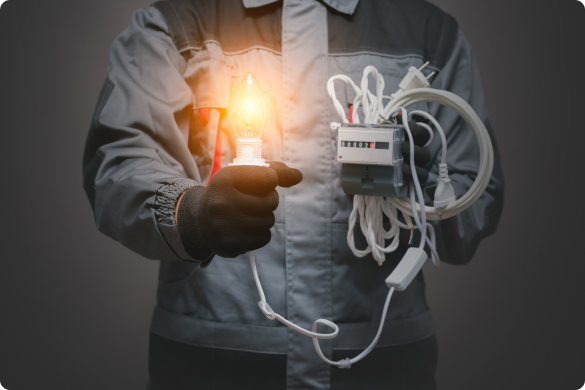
258 301 276 320
248 252 394 369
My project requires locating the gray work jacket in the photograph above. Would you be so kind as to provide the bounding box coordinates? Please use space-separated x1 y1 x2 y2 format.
82 0 505 388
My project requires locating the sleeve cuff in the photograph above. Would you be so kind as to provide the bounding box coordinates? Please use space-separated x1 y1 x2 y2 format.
155 179 215 265
155 178 198 225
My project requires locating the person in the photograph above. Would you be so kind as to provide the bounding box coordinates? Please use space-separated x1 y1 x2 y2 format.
82 0 505 388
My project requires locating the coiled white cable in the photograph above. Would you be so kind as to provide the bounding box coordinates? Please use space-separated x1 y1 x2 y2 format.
382 88 494 220
328 65 494 264
247 64 494 369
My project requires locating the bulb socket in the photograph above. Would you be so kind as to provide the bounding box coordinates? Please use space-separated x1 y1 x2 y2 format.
236 138 262 159
229 138 269 167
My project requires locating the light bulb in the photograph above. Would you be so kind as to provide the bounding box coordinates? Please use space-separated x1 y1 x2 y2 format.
235 73 266 139
230 72 269 167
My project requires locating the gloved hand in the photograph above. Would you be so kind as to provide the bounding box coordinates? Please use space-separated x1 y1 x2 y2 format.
401 121 432 186
177 162 302 260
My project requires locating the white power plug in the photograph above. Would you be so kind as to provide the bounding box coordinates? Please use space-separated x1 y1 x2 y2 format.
399 66 431 91
391 62 436 102
434 163 456 208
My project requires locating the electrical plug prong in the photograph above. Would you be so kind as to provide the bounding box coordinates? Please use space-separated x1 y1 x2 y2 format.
426 71 436 80
419 61 430 71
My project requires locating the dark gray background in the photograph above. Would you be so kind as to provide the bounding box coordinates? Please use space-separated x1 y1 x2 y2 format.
0 0 584 389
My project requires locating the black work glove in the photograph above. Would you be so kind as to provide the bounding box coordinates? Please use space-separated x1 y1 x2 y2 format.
401 121 432 186
177 162 302 260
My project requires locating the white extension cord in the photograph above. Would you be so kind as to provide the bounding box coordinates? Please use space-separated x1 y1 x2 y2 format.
247 63 494 369
328 64 494 264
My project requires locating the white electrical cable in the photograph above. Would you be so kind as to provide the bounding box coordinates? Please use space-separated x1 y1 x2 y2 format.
249 250 395 369
312 287 395 369
402 112 428 252
383 88 494 220
327 66 494 265
329 73 441 265
249 251 339 339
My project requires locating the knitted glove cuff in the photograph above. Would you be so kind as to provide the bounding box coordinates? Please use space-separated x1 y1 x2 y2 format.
155 178 197 225
177 186 209 252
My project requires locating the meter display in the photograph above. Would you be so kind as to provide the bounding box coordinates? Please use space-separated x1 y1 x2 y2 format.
335 124 406 197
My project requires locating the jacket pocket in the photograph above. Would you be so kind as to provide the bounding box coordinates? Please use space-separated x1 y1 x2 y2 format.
185 51 232 110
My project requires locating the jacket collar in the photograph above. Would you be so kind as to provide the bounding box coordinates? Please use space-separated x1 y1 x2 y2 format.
242 0 359 15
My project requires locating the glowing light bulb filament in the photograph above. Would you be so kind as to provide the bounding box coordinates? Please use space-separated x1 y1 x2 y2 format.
234 72 266 141
244 98 255 138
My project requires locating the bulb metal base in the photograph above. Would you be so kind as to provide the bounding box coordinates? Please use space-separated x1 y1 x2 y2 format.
229 138 269 167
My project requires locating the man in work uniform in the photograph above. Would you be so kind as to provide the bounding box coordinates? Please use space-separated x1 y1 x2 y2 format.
82 0 505 388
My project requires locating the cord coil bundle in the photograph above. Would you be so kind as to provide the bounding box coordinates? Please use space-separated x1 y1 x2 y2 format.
247 64 495 369
328 65 494 265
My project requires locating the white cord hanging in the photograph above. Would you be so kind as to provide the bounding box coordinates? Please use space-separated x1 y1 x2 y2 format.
249 251 395 369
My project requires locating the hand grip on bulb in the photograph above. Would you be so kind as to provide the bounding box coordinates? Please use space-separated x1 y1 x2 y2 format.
176 163 303 259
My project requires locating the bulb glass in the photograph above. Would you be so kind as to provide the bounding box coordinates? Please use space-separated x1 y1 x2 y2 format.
234 73 266 140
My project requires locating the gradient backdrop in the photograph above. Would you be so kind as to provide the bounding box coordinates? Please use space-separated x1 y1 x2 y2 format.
0 0 584 389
